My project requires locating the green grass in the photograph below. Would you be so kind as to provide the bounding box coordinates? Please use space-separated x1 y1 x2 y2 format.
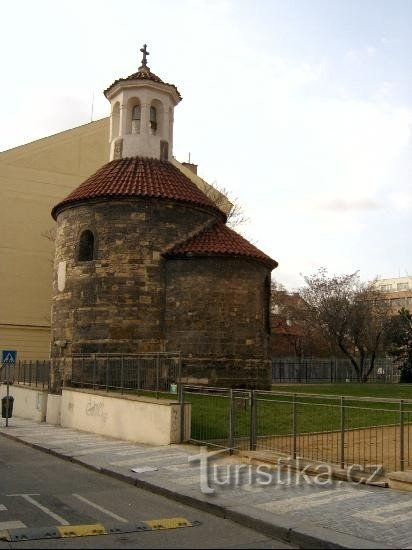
186 384 412 442
271 383 412 400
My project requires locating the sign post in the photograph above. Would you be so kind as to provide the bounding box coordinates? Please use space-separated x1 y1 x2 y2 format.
2 351 16 427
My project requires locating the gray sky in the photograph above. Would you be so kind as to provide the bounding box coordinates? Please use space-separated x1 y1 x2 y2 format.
1 0 411 289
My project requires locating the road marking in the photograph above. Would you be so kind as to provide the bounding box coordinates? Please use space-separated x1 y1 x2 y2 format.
72 494 128 523
0 521 26 529
353 501 412 524
6 494 69 525
257 489 372 514
57 523 107 538
0 505 7 511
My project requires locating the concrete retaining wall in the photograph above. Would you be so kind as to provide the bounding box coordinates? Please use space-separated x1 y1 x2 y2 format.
0 384 48 422
60 388 190 445
1 384 190 445
46 394 62 425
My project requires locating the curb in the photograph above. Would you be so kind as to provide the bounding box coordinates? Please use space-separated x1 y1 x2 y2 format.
0 428 394 549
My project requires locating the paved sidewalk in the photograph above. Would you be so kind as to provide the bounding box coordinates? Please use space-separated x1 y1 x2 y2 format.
1 419 411 549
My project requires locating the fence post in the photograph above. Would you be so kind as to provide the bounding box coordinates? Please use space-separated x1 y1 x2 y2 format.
35 360 38 387
156 354 160 398
121 355 124 395
292 393 297 459
249 390 257 451
340 396 345 469
229 389 235 454
400 399 405 472
92 355 96 389
106 355 109 392
330 360 333 383
179 384 185 444
29 360 32 386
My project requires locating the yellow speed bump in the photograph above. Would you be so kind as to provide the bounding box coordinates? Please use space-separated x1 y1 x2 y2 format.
0 530 10 542
57 523 107 538
145 517 192 530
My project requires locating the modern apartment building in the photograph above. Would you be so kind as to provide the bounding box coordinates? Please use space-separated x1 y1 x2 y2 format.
374 276 412 314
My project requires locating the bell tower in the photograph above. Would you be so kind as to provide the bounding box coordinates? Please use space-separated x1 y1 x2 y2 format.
104 44 182 161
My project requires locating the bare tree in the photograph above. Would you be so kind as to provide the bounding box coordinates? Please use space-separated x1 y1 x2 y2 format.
299 268 390 382
270 280 330 358
202 181 249 230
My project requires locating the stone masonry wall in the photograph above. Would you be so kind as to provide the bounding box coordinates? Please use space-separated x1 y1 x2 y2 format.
51 197 219 385
165 257 272 388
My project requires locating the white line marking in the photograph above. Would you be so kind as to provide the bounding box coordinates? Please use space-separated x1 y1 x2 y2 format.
72 494 128 523
353 501 412 524
0 521 26 529
0 505 7 511
257 489 372 514
6 494 69 525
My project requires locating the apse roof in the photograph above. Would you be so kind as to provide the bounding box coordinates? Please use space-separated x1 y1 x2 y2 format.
165 221 278 269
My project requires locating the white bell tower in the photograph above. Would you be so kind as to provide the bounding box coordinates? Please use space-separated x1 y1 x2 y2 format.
104 44 182 162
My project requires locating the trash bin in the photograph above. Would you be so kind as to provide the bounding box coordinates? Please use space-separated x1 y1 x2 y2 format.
1 396 14 418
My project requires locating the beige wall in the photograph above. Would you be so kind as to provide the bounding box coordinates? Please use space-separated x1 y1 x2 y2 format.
0 119 110 360
0 325 50 360
60 388 190 445
0 384 48 422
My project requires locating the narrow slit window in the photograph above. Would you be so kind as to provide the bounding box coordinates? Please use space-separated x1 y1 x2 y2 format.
78 230 95 262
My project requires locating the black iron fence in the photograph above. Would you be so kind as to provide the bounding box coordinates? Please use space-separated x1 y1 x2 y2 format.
272 357 400 384
182 385 412 474
0 360 51 389
71 353 182 395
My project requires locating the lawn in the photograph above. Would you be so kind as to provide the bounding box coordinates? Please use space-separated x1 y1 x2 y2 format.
270 383 412 400
185 384 412 443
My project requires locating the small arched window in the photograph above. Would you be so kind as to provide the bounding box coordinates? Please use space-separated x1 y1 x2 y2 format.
78 230 95 262
150 106 157 131
131 105 141 134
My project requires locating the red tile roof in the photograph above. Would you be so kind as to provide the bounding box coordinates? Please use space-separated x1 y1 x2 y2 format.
165 222 278 269
51 157 225 220
104 67 182 100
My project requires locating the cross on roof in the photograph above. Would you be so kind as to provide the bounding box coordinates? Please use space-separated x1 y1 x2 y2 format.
140 44 150 68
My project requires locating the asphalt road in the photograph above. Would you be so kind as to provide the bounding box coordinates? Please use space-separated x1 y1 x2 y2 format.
0 437 294 549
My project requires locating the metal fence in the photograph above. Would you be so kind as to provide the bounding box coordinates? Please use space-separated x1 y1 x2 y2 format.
71 353 182 395
272 357 401 384
183 386 412 474
0 360 51 389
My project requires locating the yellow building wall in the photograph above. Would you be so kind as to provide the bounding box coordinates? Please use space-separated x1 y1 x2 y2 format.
0 118 110 361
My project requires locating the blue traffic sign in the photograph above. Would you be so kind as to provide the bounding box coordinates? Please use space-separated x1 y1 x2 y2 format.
2 350 16 364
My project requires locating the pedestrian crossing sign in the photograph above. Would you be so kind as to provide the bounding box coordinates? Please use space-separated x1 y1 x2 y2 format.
2 350 16 364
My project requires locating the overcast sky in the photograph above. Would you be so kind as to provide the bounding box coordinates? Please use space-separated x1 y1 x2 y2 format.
1 0 411 289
